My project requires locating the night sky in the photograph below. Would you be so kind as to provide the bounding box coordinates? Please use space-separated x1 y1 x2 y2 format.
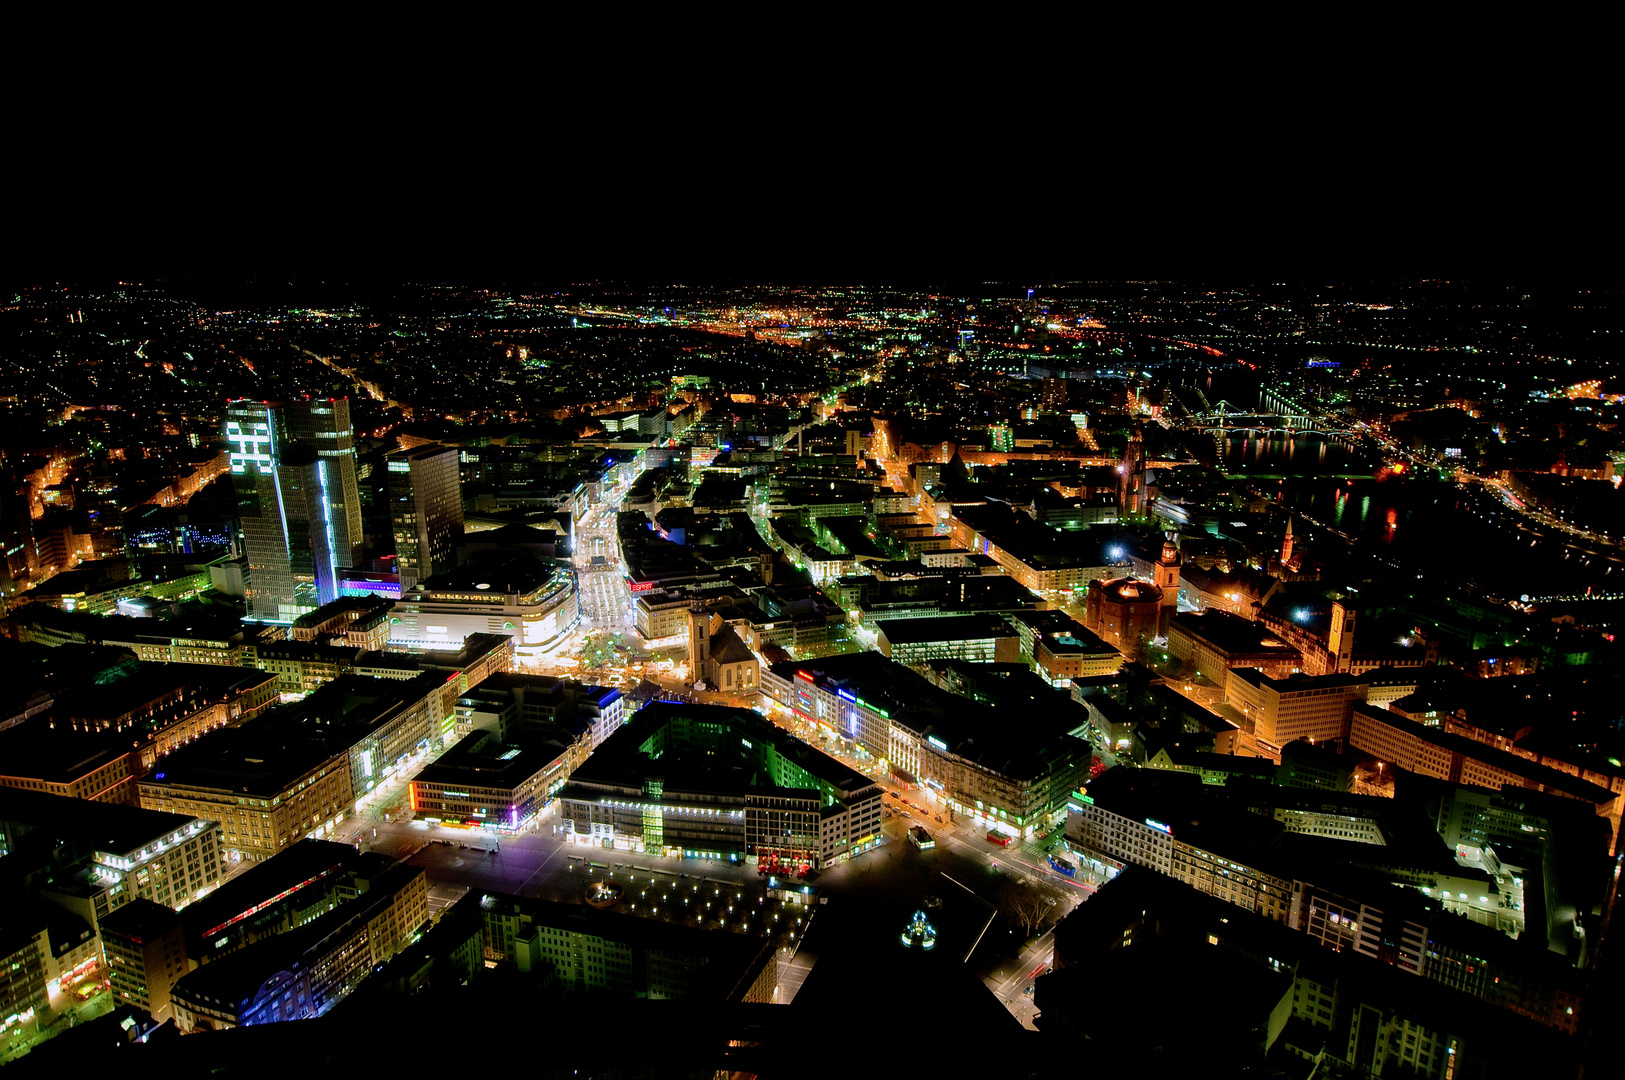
10 70 1615 288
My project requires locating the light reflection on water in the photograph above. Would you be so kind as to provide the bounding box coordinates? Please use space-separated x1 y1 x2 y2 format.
1219 431 1365 476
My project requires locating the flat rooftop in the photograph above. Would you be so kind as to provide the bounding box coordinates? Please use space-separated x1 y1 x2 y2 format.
772 653 1089 780
0 787 204 856
149 673 440 795
1228 670 1368 693
0 721 135 784
875 614 1018 644
1170 611 1300 657
417 553 562 596
569 702 872 802
181 838 361 941
413 732 562 790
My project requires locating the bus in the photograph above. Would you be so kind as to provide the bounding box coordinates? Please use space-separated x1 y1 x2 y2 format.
986 830 1014 847
1048 853 1077 878
908 826 935 850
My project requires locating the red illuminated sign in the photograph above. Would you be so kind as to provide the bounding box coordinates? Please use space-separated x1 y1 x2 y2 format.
627 580 655 593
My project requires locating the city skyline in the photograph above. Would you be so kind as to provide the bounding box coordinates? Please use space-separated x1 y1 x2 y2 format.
4 264 1625 1077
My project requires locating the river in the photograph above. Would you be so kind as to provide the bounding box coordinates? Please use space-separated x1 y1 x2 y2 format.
1272 476 1625 600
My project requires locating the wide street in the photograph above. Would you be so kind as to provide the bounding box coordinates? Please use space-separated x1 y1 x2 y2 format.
519 473 651 685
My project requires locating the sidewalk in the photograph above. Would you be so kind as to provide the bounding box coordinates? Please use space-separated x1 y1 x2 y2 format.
0 988 114 1065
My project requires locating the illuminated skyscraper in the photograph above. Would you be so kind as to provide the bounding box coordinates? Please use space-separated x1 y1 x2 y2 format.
388 444 464 592
284 398 363 567
226 399 361 622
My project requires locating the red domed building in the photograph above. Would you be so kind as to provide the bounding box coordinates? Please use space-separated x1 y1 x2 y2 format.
1084 576 1165 653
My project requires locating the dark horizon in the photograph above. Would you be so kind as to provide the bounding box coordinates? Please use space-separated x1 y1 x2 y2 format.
11 91 1619 291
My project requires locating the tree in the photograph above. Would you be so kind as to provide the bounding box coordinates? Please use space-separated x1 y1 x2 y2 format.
999 879 1050 938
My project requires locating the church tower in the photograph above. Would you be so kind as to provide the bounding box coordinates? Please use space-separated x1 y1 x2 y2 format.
1154 533 1181 636
1327 600 1357 674
1120 421 1145 514
686 600 711 687
1280 516 1295 568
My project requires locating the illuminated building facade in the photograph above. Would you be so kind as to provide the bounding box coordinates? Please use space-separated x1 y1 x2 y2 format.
139 673 466 862
875 614 1020 665
479 892 778 1003
1225 670 1367 748
170 862 426 1031
0 789 223 918
391 554 578 658
0 923 47 1036
410 731 577 831
387 444 463 592
226 399 362 623
1167 611 1302 685
560 703 882 869
760 655 1088 838
103 898 189 1021
1083 577 1165 652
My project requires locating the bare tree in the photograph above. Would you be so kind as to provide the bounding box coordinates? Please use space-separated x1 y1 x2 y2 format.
999 880 1050 937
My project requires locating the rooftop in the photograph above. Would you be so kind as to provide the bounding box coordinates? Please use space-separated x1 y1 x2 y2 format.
1228 669 1368 693
0 721 134 784
148 673 442 795
568 702 873 803
1169 611 1299 658
413 731 564 791
414 552 563 597
99 896 184 942
875 614 1019 645
773 653 1089 780
179 839 362 943
0 787 205 857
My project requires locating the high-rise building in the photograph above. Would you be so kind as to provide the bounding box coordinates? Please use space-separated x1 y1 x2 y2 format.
387 445 464 592
226 399 362 622
285 398 363 568
1041 377 1067 412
